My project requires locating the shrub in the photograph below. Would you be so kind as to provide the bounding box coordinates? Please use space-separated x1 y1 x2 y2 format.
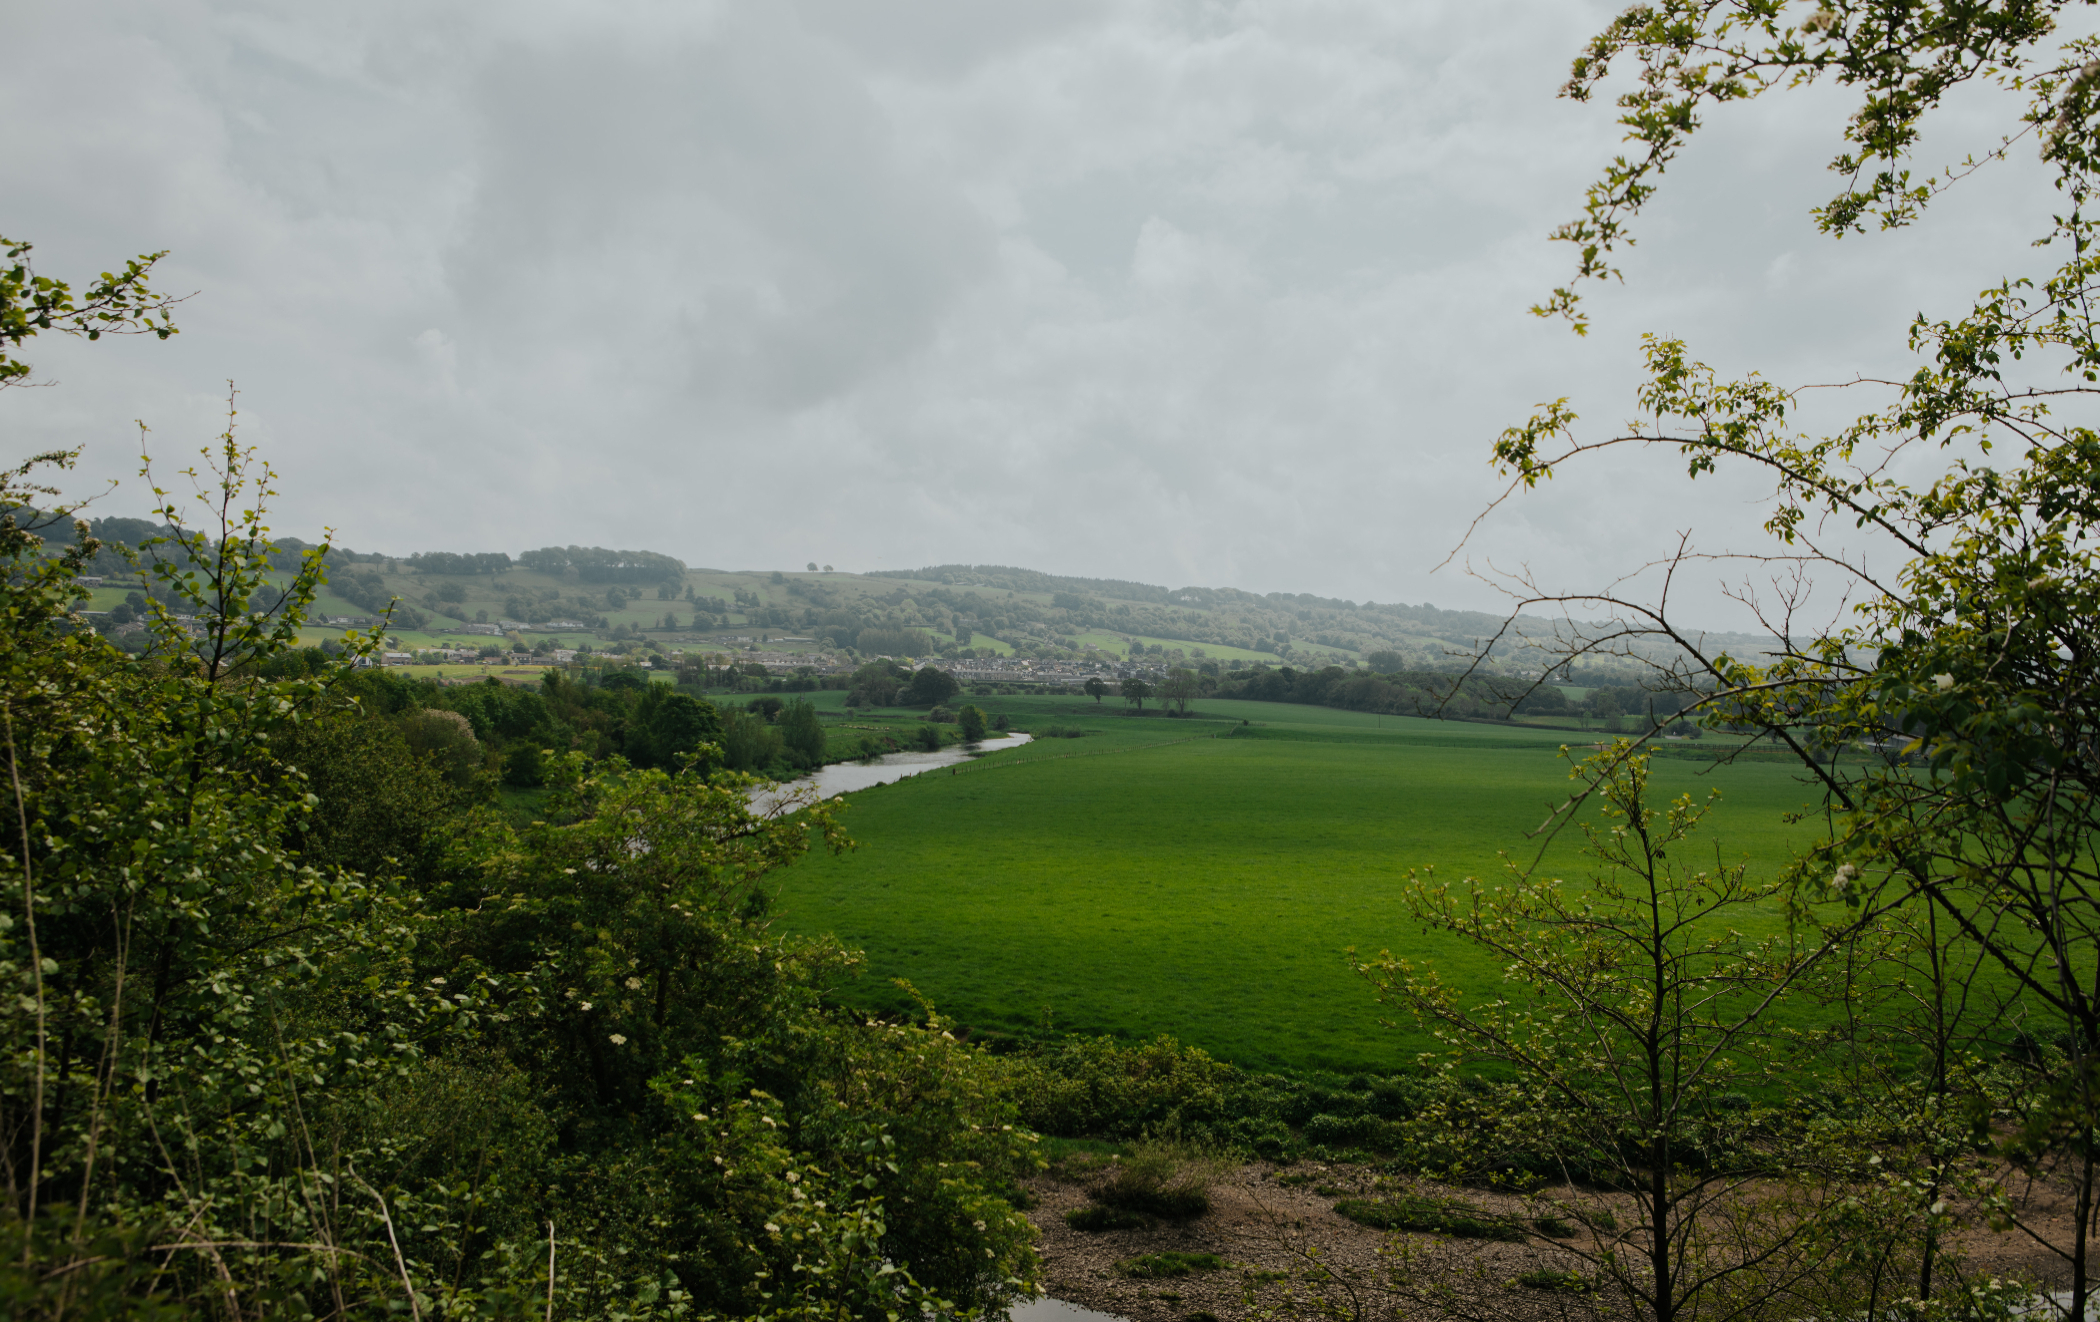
1036 724 1088 738
1534 1215 1578 1238
1117 1253 1223 1279
1000 1036 1237 1139
1302 1112 1395 1150
1089 1139 1226 1221
1066 1205 1151 1232
1332 1195 1523 1242
1516 1270 1592 1293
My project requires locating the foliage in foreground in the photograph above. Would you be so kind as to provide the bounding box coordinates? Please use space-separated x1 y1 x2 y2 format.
0 438 1040 1318
1400 2 2100 1319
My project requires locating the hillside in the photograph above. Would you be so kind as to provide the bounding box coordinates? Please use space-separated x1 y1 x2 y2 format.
40 514 1771 674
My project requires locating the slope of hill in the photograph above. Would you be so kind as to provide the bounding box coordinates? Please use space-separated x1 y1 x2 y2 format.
38 513 1772 673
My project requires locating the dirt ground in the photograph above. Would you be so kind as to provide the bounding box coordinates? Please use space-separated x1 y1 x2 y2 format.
1021 1160 2088 1322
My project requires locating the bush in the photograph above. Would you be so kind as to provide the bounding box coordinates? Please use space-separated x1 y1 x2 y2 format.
1302 1112 1396 1150
1117 1253 1223 1279
1066 1205 1151 1232
1516 1270 1592 1293
1036 724 1088 738
1332 1195 1523 1241
1000 1036 1237 1138
913 723 943 752
1088 1139 1226 1221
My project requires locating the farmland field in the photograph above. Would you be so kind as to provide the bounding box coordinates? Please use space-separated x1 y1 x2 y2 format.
770 695 1824 1075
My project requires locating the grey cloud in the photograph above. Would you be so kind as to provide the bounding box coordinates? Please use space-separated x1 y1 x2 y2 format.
451 10 993 411
0 0 2070 624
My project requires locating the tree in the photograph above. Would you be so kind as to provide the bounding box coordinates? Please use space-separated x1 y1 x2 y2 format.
2 234 181 388
807 561 818 571
903 665 961 707
1159 667 1197 715
1085 676 1109 704
629 682 724 769
1121 678 1150 712
1362 749 1866 1322
779 696 826 767
957 703 987 741
399 706 484 786
720 707 783 771
1458 5 2100 1316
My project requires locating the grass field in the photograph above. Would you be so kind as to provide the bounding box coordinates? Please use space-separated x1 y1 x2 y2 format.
769 695 1825 1075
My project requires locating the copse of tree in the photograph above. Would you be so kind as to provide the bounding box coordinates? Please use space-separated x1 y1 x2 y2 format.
408 549 511 575
857 625 935 656
847 659 908 707
517 544 686 583
779 697 826 766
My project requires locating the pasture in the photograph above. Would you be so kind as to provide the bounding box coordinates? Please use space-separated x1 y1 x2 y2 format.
770 696 1825 1075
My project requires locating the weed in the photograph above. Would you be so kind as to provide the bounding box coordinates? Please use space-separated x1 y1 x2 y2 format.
1515 1270 1592 1293
1533 1215 1577 1238
1066 1205 1152 1232
1117 1253 1223 1279
1331 1195 1524 1242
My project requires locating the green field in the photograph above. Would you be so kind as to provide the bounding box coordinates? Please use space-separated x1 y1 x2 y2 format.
770 696 1824 1075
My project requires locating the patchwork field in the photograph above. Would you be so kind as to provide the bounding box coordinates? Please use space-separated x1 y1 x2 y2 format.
770 696 1824 1075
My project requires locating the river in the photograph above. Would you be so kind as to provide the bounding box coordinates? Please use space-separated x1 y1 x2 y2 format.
747 731 1033 815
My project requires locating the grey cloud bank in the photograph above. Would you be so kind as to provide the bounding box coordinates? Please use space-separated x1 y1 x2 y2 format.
0 0 2062 622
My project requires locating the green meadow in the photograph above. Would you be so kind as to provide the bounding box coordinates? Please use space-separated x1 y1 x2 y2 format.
770 696 1825 1075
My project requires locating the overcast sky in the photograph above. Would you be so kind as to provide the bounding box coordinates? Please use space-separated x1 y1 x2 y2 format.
0 0 2065 620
